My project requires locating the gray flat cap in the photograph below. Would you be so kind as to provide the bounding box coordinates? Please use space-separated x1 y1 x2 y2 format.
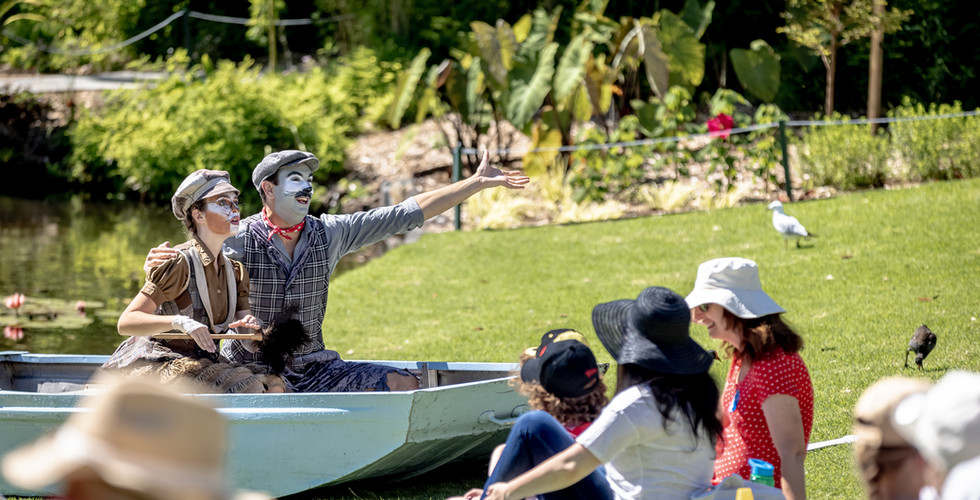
252 150 319 191
171 169 239 220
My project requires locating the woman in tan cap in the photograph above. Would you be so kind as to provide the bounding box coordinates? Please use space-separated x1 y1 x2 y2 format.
685 257 813 500
103 170 282 393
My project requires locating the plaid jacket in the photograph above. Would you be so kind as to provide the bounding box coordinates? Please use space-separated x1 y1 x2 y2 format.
221 199 424 364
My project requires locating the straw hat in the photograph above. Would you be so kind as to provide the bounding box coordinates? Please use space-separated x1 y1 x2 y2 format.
684 257 785 319
1 374 268 500
592 286 714 375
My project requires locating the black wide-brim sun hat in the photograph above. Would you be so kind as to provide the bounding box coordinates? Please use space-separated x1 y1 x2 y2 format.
592 286 714 375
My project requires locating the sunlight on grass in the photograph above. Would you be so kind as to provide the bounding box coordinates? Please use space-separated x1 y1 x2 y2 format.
464 164 627 229
326 178 980 499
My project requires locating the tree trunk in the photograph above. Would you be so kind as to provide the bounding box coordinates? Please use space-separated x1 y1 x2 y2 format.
867 0 885 135
825 37 837 116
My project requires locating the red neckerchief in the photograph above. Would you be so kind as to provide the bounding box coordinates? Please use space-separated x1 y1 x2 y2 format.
262 207 305 241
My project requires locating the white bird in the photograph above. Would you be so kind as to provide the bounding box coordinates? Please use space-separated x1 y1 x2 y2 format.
768 201 816 248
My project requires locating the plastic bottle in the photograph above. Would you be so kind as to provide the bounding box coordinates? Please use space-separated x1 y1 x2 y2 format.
748 458 775 487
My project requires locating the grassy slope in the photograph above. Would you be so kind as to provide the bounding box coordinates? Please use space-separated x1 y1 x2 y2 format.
312 178 980 499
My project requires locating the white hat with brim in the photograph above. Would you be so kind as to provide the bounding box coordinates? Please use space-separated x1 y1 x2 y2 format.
1 374 269 500
684 257 785 319
892 371 980 472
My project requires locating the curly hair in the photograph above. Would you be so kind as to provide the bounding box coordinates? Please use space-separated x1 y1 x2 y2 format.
718 310 804 360
510 352 608 428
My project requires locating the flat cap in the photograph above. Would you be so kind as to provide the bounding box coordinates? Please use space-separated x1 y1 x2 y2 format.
252 150 319 192
171 169 239 220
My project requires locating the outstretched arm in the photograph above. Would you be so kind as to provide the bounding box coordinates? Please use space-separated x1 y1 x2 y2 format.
413 150 529 220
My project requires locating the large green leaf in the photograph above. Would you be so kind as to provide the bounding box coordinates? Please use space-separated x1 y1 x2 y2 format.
471 20 517 91
680 0 714 40
512 13 532 43
657 10 705 88
584 54 614 116
520 7 562 60
522 122 563 178
553 33 592 102
506 41 558 130
730 39 781 102
640 24 670 98
465 57 487 129
415 62 448 123
388 48 430 129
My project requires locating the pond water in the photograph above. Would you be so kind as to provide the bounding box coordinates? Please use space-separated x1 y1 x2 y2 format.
0 196 367 355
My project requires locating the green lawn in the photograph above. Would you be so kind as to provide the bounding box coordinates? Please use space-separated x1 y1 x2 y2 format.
308 178 980 499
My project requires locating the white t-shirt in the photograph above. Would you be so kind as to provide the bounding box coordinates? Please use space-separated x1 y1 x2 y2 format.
577 384 716 499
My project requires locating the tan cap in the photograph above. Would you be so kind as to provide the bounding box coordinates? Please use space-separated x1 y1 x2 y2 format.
853 376 930 478
1 373 268 500
172 169 240 220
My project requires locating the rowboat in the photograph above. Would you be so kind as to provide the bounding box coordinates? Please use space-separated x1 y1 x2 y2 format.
0 351 529 498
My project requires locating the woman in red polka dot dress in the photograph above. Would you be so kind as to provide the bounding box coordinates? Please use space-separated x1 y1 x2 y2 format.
685 257 814 500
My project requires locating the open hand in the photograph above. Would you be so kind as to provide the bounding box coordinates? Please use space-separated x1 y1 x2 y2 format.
474 150 530 190
143 241 178 274
228 314 262 331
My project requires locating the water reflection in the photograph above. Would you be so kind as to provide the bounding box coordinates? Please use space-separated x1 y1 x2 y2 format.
0 196 375 355
1 196 183 354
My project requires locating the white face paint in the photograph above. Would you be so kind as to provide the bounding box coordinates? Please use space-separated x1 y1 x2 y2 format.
271 164 314 226
204 196 240 236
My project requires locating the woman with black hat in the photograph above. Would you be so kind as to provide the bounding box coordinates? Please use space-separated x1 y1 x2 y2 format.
481 286 725 500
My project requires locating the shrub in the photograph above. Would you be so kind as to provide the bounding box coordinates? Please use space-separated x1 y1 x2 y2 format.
888 98 980 181
568 116 654 203
795 113 891 190
68 49 398 203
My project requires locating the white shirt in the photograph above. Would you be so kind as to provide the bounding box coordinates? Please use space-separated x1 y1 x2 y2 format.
577 384 716 499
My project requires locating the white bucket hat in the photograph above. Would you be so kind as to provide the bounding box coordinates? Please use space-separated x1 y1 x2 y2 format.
892 371 980 472
684 257 785 319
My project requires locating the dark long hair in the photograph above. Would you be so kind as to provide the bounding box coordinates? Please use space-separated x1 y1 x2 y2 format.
616 363 723 445
720 311 804 360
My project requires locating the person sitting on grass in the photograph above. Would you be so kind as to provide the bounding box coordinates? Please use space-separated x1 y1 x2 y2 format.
454 329 609 500
685 257 813 500
470 286 727 500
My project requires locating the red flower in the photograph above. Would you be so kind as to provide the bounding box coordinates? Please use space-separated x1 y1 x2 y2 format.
4 293 24 310
707 113 734 139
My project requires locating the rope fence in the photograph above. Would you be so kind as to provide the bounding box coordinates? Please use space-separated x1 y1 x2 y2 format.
452 109 980 229
0 9 343 57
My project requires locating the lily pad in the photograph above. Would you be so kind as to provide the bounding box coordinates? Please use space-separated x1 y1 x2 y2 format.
1 296 106 330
